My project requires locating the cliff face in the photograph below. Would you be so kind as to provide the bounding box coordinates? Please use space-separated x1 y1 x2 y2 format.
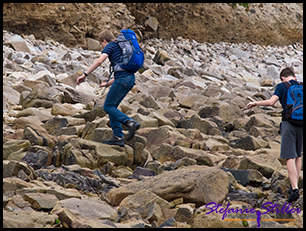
3 3 303 47
2 3 135 48
126 3 303 46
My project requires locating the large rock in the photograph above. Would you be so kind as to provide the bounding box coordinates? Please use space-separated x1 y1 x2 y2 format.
245 113 276 131
106 165 229 207
3 85 21 106
139 95 162 110
137 125 184 153
9 39 32 53
153 49 172 65
23 124 56 148
131 113 159 128
249 126 280 139
73 106 106 122
145 16 159 31
238 153 282 178
151 144 213 166
185 114 221 136
91 127 114 143
51 103 75 116
197 101 244 123
3 209 58 228
57 71 82 88
27 70 57 87
86 37 101 51
147 85 172 99
227 47 250 59
3 139 31 160
59 138 127 168
24 192 59 210
42 116 69 135
118 189 171 220
12 115 43 130
178 93 207 109
62 87 97 105
221 168 263 186
3 160 36 180
15 107 54 122
21 83 59 109
230 135 269 150
150 111 175 127
51 197 116 220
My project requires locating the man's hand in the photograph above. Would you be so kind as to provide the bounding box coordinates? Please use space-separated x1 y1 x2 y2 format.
246 101 257 109
77 74 86 85
99 78 115 88
99 82 108 88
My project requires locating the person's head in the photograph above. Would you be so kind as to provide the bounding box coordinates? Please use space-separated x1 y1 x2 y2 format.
98 30 116 49
279 67 296 82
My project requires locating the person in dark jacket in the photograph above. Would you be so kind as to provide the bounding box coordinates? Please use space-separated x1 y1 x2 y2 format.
247 67 303 202
77 30 140 147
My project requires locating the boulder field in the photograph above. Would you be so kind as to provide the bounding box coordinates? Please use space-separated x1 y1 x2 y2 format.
3 28 303 228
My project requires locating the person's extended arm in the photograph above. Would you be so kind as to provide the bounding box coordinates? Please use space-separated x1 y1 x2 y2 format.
246 95 279 109
77 53 109 85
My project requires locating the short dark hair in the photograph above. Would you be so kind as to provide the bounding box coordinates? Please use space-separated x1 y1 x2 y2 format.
279 67 295 81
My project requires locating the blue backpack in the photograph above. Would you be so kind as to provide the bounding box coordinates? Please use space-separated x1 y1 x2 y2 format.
282 80 303 126
113 29 144 73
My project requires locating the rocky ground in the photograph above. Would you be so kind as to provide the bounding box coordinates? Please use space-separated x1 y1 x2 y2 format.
3 26 303 227
2 2 304 227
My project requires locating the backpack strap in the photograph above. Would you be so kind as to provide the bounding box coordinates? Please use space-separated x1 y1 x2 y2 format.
283 80 303 89
283 81 291 89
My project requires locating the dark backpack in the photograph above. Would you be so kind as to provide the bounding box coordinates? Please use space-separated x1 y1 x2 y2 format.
282 80 303 126
113 29 144 73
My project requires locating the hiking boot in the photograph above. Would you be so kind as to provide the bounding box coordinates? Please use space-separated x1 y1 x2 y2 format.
287 188 299 203
124 119 140 141
102 136 124 147
287 186 293 194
